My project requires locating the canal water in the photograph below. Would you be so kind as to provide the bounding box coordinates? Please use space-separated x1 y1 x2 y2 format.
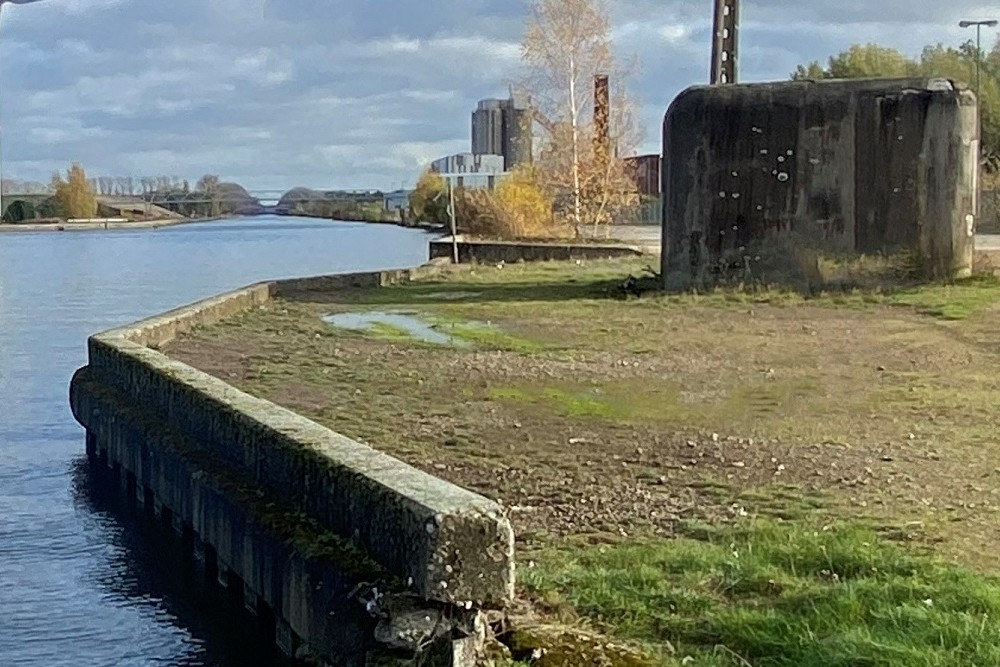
0 216 434 666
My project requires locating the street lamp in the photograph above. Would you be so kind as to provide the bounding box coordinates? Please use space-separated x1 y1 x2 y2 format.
959 19 998 132
959 19 997 223
0 0 46 220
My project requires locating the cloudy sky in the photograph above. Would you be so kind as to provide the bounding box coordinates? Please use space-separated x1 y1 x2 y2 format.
1 0 997 192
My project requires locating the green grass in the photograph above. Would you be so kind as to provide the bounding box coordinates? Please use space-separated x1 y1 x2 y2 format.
490 386 621 418
305 259 1000 329
366 321 424 344
887 275 1000 321
523 520 1000 667
431 318 547 354
487 378 853 440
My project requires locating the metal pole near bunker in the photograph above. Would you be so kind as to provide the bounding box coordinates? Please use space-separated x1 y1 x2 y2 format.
447 176 458 264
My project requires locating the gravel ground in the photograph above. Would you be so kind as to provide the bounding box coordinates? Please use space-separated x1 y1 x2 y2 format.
164 259 1000 565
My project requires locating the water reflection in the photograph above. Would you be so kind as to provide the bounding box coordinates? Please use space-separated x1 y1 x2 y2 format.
0 217 434 666
322 310 476 346
70 458 275 667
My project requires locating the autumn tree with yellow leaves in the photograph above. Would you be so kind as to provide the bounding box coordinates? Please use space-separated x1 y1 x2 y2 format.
51 163 97 220
456 166 557 239
409 169 449 225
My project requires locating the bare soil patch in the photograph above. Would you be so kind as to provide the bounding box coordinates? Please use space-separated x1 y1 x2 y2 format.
163 259 1000 568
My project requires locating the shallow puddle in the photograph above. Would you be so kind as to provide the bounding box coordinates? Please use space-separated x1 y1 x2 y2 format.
322 310 489 346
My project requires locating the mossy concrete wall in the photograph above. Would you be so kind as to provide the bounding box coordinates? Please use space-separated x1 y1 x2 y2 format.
69 268 515 666
430 236 644 264
73 370 375 663
662 78 979 288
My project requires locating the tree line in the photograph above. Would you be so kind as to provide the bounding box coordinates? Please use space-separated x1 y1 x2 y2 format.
2 164 261 223
793 40 1000 166
275 187 403 223
90 174 190 198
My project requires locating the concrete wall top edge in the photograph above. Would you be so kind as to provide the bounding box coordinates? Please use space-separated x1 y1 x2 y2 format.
77 267 516 605
112 338 505 516
663 77 975 128
675 77 967 95
95 282 275 343
431 236 643 251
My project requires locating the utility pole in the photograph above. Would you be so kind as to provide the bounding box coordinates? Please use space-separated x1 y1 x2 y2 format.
710 0 739 85
447 177 458 263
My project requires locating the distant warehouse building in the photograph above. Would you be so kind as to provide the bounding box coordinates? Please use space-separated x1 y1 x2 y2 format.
623 154 661 196
382 189 411 211
430 153 506 189
431 153 505 175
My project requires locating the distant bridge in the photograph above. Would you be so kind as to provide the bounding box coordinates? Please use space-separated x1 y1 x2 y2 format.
89 190 385 207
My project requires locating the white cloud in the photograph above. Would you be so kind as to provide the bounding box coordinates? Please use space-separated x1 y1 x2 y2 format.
0 0 996 190
370 36 422 55
658 23 693 44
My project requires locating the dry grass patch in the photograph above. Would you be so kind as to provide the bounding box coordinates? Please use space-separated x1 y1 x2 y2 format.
163 258 1000 665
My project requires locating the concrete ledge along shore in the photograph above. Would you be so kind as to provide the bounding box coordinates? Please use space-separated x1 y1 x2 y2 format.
69 267 515 665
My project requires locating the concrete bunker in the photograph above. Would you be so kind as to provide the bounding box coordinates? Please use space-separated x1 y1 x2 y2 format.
69 269 515 667
661 78 979 289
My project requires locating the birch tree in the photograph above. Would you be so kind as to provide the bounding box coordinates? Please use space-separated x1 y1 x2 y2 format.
520 0 640 233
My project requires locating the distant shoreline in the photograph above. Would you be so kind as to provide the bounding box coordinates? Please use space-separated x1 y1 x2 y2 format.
0 216 228 233
0 214 448 234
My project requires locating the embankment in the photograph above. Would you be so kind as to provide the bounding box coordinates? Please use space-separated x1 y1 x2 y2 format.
0 217 217 233
69 268 514 667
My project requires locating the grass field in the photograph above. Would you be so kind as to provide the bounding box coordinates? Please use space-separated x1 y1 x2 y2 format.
163 258 1000 666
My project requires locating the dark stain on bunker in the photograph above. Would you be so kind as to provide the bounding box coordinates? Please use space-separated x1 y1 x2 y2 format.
661 78 979 288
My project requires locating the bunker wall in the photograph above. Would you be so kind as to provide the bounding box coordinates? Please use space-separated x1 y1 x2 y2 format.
661 78 978 287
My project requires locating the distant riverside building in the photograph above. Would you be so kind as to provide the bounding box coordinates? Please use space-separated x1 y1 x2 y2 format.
383 189 411 211
471 94 533 171
429 153 505 189
431 153 505 175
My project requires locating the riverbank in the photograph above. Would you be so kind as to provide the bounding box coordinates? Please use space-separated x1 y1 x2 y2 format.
161 257 1000 666
0 214 446 235
0 217 438 667
0 216 229 233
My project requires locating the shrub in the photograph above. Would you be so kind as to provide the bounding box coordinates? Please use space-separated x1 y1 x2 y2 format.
455 166 565 239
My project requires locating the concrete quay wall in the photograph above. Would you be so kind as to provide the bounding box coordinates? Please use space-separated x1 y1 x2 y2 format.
430 235 645 264
72 370 375 664
69 268 515 665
